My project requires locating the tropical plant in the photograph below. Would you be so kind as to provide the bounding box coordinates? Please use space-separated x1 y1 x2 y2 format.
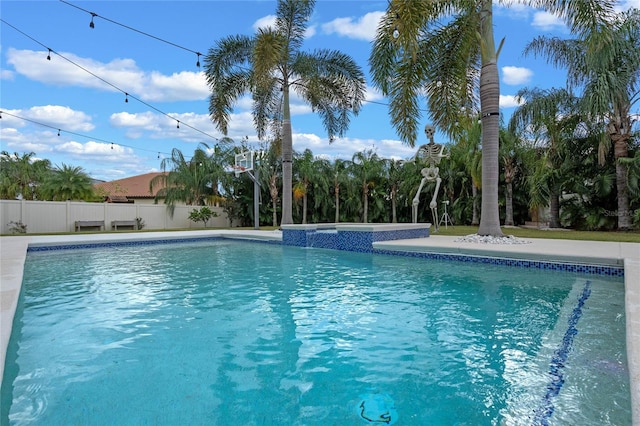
524 7 639 229
369 0 618 236
509 87 581 228
351 149 385 223
204 0 366 225
0 151 52 200
40 164 94 201
151 146 226 216
188 206 217 228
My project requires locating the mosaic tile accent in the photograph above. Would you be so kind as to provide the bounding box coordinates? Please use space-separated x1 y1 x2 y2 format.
372 249 625 277
282 229 309 247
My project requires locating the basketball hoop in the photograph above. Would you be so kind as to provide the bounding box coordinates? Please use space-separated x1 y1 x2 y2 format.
233 165 246 177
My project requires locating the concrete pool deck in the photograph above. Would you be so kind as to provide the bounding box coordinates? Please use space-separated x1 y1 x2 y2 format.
1 230 638 423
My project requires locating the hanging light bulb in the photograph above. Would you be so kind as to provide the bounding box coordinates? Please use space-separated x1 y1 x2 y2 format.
176 120 180 129
89 13 96 28
392 26 400 39
47 49 51 61
57 129 61 136
196 53 201 68
111 143 114 150
157 152 160 159
125 93 129 103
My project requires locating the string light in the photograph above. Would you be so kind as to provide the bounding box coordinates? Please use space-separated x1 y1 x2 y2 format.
47 49 51 60
89 12 96 28
176 120 180 129
0 110 177 159
125 93 129 103
1 19 223 141
60 0 203 69
57 129 61 136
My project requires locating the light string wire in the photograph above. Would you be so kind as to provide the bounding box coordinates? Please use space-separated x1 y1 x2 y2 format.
59 0 203 67
0 18 221 143
0 109 171 159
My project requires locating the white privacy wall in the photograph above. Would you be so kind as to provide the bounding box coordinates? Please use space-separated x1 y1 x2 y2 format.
0 200 231 234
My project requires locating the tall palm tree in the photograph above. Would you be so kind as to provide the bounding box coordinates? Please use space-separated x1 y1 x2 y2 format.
384 158 405 223
525 8 639 230
509 87 581 228
41 164 94 201
204 0 365 226
370 0 617 236
351 149 384 223
327 158 350 223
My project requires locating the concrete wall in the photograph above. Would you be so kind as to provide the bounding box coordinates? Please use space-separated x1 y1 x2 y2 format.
0 200 231 234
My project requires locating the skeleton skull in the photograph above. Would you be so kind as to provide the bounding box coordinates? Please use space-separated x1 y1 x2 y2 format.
424 125 436 143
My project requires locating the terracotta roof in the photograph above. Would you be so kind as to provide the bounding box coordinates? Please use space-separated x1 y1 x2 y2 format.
94 172 167 198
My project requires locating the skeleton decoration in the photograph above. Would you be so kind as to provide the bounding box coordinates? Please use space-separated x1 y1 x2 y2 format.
412 124 449 230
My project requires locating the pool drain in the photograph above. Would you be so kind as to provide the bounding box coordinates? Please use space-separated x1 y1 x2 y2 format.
357 391 398 425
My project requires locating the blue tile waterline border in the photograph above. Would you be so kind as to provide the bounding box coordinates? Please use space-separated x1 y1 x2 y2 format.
25 236 625 277
26 236 281 252
373 248 625 277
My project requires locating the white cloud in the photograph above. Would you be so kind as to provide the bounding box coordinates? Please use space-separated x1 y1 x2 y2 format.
531 11 566 31
3 105 94 132
109 111 222 143
321 11 384 41
502 66 533 85
252 15 316 38
6 48 208 103
500 95 524 108
253 14 277 31
616 0 640 12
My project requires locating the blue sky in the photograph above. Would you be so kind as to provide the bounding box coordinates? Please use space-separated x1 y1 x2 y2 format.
1 0 639 182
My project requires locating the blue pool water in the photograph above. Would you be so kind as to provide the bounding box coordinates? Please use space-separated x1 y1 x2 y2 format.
1 240 631 425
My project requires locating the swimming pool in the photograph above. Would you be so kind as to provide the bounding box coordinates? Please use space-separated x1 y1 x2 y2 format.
1 239 631 425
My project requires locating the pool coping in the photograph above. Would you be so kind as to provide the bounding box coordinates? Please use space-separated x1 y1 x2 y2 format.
1 230 638 423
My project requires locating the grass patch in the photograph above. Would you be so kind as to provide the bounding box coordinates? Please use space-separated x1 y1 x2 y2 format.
434 225 640 243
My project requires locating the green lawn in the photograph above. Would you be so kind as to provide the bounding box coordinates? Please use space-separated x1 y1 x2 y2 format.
433 225 640 243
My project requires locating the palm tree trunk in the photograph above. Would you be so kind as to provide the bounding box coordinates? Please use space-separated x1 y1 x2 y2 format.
391 185 397 223
281 85 293 225
334 184 340 223
505 182 514 226
472 184 480 226
362 184 369 223
549 190 561 228
302 193 308 224
477 0 503 237
614 139 631 230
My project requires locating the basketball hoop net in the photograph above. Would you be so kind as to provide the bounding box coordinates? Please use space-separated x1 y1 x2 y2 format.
233 165 246 177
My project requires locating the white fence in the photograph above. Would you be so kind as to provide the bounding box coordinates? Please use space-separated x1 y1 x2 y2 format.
0 200 232 234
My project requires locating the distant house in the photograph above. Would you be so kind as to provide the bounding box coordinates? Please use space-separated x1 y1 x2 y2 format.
94 172 167 204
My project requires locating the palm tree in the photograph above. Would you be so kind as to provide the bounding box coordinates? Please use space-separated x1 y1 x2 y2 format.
499 127 522 227
328 158 350 223
525 8 639 230
204 0 365 226
370 0 617 236
294 149 315 224
151 147 221 216
41 164 94 201
0 151 51 200
384 158 405 223
351 150 384 223
509 87 581 228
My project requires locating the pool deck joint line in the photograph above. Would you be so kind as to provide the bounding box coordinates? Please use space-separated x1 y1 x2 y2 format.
1 230 639 424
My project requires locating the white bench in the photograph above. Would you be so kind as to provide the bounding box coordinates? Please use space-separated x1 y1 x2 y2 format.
111 220 138 230
75 220 105 232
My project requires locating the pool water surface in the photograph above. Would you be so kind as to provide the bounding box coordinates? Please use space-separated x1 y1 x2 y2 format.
1 240 631 425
